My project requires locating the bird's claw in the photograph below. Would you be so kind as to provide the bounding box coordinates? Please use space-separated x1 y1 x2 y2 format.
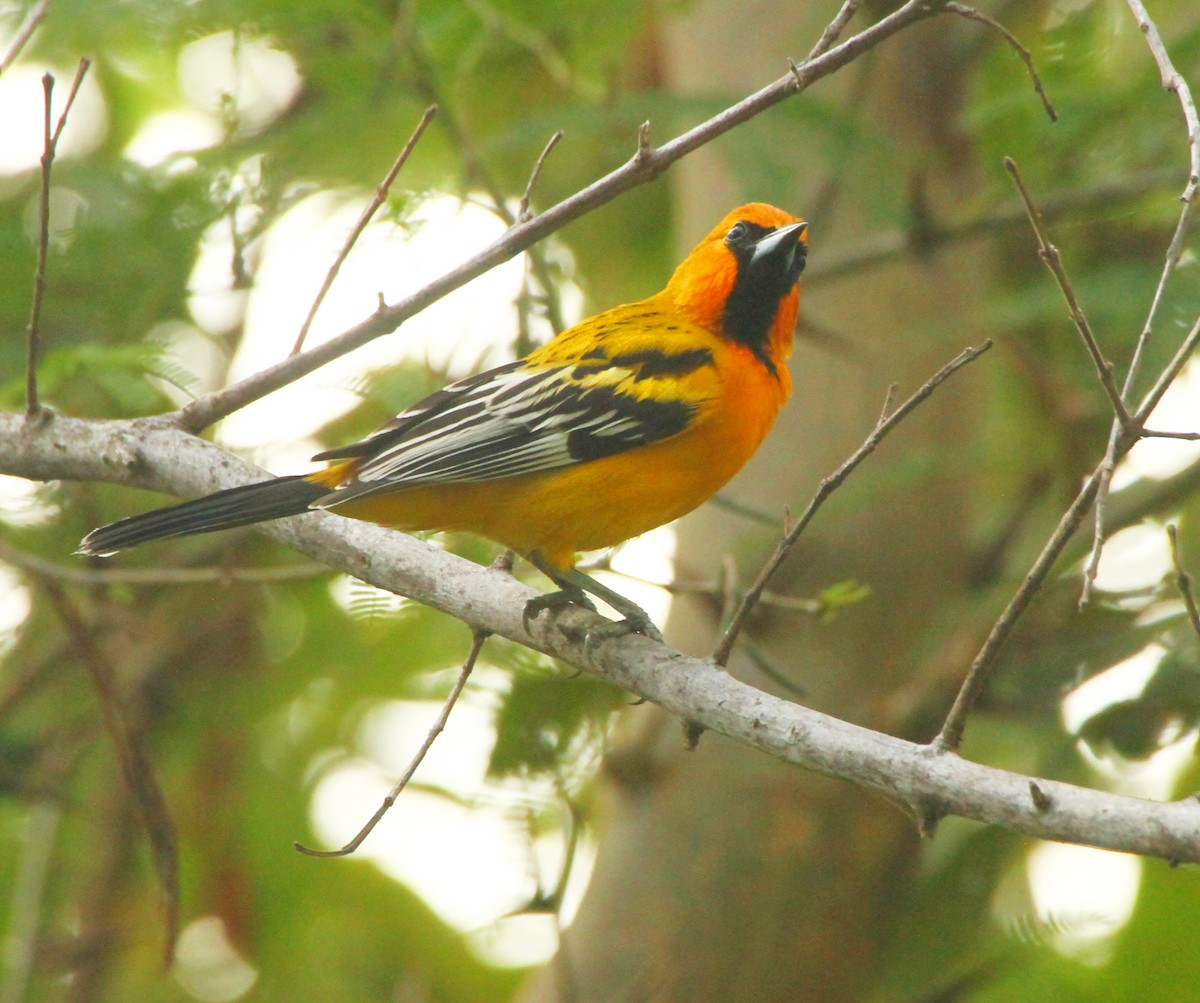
522 591 663 647
584 615 663 648
522 588 595 632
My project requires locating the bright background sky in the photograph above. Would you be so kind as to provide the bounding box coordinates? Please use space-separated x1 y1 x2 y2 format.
2 23 1198 999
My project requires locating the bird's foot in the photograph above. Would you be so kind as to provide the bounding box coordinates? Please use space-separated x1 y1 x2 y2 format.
584 611 663 646
522 588 663 646
522 587 595 633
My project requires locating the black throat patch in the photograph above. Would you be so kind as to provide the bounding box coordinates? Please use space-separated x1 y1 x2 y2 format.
721 221 806 375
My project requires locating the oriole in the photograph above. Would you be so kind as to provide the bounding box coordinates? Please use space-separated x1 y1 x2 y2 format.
80 203 808 639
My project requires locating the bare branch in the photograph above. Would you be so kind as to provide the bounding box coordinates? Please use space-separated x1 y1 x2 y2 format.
519 130 564 223
0 0 49 78
936 463 1105 751
1080 3 1199 606
1167 524 1200 644
290 105 437 355
51 58 88 143
294 628 487 857
1119 0 1199 404
1004 157 1133 428
946 3 1056 122
1139 428 1200 441
403 24 568 334
806 0 864 61
5 411 1200 863
712 342 992 666
24 71 53 420
1083 312 1200 609
1080 458 1118 607
1005 151 1136 611
1134 313 1200 424
24 59 90 423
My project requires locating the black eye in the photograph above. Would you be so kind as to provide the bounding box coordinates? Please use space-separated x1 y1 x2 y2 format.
725 221 749 245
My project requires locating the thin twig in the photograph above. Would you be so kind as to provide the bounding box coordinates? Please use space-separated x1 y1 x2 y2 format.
806 0 865 61
403 23 568 334
1004 157 1133 429
1076 318 1200 597
1120 0 1200 399
177 0 953 433
712 341 992 666
946 3 1056 122
24 59 90 422
1080 2 1198 605
294 628 489 857
936 463 1107 751
876 382 899 428
24 74 53 420
1139 428 1200 441
43 581 179 963
518 130 564 223
1080 458 1118 606
1166 524 1200 644
1134 316 1200 427
291 105 437 355
51 59 89 143
0 0 49 77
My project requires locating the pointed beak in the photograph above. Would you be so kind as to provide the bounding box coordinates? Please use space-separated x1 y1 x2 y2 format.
749 221 808 269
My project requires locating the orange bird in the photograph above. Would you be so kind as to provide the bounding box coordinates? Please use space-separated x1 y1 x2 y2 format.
81 203 808 639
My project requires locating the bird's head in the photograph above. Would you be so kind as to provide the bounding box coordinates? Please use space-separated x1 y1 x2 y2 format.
666 203 807 372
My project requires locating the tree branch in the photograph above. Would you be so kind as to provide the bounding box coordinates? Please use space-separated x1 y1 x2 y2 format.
945 3 1056 122
1079 1 1198 607
1167 523 1200 644
0 0 49 78
24 59 89 423
4 410 1198 864
935 461 1106 752
712 341 992 666
805 0 864 61
1121 0 1199 398
294 627 487 857
518 130 564 223
290 105 437 355
1003 157 1133 429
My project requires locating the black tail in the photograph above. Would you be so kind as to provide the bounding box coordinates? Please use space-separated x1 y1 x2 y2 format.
78 475 327 556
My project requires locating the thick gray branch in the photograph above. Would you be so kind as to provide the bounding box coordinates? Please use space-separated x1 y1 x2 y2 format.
4 409 1199 864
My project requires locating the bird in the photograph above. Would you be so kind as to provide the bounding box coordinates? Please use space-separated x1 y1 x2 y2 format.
80 203 808 640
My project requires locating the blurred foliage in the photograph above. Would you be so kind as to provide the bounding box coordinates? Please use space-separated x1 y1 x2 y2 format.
1 0 1200 1001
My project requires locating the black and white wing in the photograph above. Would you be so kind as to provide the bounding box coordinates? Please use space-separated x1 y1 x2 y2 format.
309 359 699 505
